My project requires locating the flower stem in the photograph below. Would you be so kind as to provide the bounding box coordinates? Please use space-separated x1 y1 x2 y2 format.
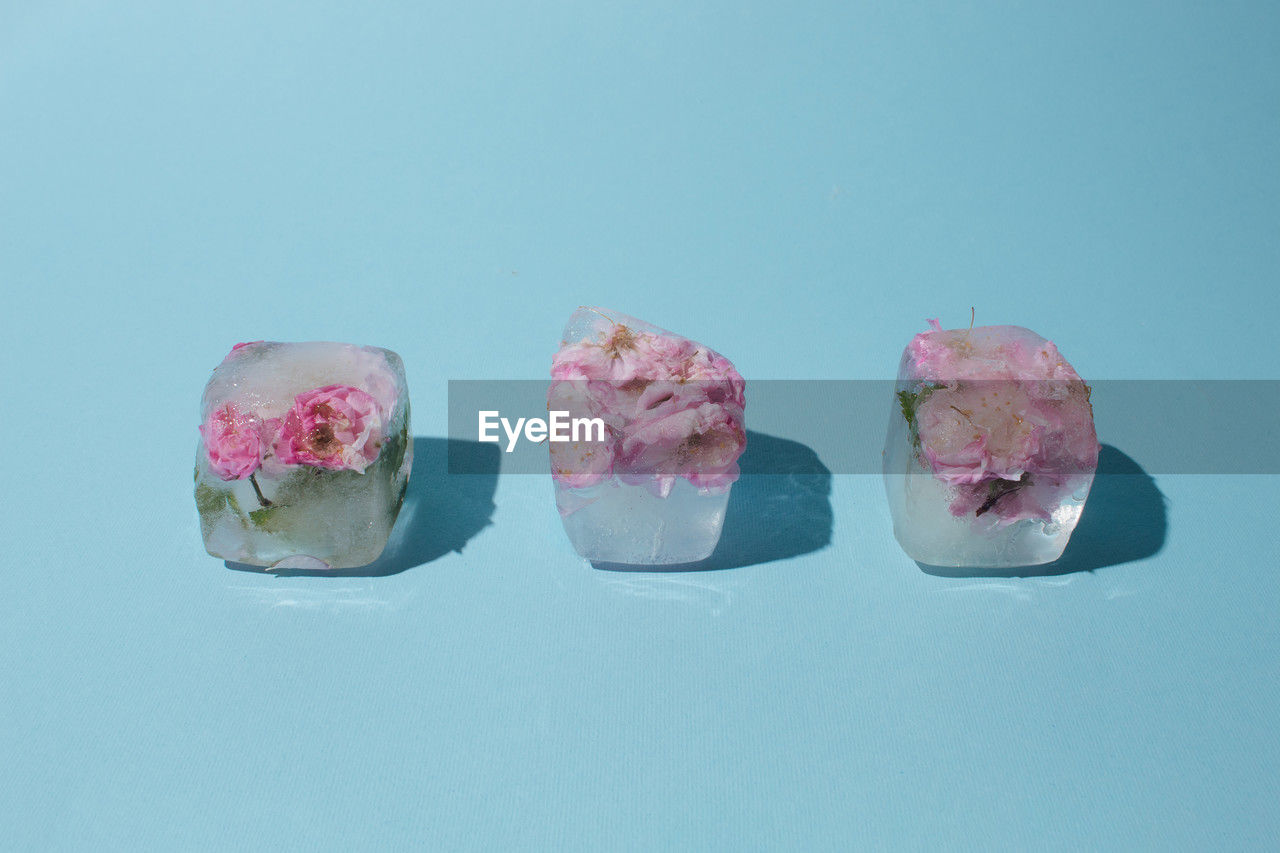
249 472 272 507
975 473 1030 517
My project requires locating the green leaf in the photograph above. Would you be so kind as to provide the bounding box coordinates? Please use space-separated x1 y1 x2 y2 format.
897 383 938 451
195 483 228 516
248 504 289 533
196 482 252 531
896 389 918 429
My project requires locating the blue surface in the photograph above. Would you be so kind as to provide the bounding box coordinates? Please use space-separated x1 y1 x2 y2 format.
3 1 1278 848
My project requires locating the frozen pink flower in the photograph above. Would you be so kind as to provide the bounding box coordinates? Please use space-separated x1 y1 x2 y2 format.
916 383 1042 485
907 323 1084 383
914 381 1096 523
550 320 739 394
199 403 266 480
550 435 616 489
903 321 1099 524
679 351 746 408
618 402 746 493
551 324 665 382
549 315 745 494
274 384 384 473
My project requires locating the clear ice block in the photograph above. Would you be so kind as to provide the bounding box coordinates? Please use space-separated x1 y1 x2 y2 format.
556 477 731 564
883 322 1099 568
549 307 746 565
195 341 412 569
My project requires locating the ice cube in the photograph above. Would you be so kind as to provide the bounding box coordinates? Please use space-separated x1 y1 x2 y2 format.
549 307 746 565
883 321 1099 568
195 341 412 569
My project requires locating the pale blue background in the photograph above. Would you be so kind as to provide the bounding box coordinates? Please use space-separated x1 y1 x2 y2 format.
3 1 1278 849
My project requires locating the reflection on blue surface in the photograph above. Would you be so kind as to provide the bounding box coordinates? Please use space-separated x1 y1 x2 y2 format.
919 444 1166 578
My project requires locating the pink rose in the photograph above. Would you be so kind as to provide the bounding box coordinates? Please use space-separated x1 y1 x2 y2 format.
618 402 746 491
273 384 384 473
912 378 1097 524
900 321 1099 524
916 383 1043 486
678 351 745 408
550 325 662 382
549 317 746 494
199 403 266 480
